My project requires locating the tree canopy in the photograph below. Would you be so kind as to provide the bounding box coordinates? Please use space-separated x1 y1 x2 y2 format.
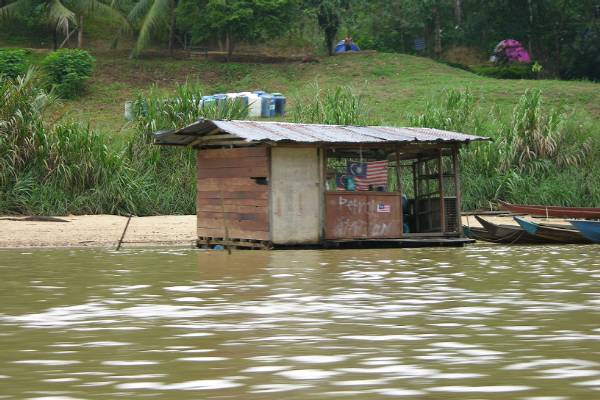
1 0 598 80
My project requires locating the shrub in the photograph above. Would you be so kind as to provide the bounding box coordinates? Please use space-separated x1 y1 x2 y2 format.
0 48 29 79
472 64 539 80
42 49 95 98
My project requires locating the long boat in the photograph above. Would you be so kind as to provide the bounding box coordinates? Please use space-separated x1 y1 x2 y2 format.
464 215 551 244
463 225 508 243
498 200 600 219
514 216 592 244
568 220 600 243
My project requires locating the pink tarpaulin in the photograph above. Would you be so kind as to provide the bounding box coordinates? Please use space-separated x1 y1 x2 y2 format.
494 39 531 63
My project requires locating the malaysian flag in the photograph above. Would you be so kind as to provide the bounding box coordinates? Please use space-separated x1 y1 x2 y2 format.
347 160 388 191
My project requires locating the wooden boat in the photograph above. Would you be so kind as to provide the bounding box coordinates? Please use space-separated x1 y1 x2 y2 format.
514 216 592 244
473 215 555 244
463 225 504 243
498 200 600 219
462 216 547 244
568 220 600 243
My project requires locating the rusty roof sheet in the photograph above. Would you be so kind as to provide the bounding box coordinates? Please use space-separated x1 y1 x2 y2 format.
154 119 489 146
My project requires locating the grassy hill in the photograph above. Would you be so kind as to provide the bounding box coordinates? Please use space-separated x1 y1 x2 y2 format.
50 50 600 136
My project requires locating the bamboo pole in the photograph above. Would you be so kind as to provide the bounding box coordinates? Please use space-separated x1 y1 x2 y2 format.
116 214 132 251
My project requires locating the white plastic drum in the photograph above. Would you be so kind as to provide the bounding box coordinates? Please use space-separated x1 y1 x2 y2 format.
247 93 262 118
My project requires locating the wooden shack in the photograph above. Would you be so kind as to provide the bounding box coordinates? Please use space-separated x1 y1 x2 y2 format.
155 120 488 249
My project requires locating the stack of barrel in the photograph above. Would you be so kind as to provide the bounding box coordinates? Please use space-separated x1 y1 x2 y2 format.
201 91 286 118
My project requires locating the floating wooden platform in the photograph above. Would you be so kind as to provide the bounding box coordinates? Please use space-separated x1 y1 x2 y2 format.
197 236 273 250
324 237 474 249
198 236 474 250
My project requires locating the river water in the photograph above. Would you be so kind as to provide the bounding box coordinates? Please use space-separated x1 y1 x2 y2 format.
0 245 599 399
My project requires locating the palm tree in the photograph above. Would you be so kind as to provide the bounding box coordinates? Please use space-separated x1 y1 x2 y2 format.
128 0 178 58
0 0 128 49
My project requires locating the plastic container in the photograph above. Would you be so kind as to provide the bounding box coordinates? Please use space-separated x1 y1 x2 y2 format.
228 92 249 108
247 93 262 117
252 90 266 96
260 94 276 118
124 101 134 121
201 95 215 109
213 93 228 105
271 93 286 116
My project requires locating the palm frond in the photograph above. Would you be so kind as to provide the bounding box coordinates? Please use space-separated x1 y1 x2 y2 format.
48 0 76 35
127 0 153 22
0 0 32 19
131 0 172 58
77 0 131 31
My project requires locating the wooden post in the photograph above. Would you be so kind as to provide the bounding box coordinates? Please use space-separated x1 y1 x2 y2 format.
320 146 327 242
413 161 419 233
452 146 463 235
395 147 403 237
116 214 132 251
219 182 232 254
438 149 446 233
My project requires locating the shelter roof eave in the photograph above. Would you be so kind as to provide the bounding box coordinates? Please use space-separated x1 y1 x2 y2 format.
153 119 491 148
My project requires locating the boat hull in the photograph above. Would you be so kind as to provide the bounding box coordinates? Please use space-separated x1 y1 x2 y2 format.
514 216 592 244
498 200 600 219
465 216 551 244
568 220 600 243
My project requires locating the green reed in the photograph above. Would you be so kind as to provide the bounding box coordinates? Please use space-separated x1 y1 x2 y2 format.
0 75 248 215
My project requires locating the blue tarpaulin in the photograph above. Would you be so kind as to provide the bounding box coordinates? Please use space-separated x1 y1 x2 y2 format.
335 40 360 53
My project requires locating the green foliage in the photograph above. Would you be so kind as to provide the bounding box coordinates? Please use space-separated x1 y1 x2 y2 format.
0 48 30 79
42 49 95 98
290 84 372 125
561 22 600 81
0 75 249 215
177 0 298 56
471 64 539 80
407 88 599 209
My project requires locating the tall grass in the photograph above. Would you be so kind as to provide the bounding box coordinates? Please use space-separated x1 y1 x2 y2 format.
290 84 373 125
0 74 247 216
1 73 598 216
408 88 599 209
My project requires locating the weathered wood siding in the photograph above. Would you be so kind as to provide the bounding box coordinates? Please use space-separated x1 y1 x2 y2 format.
325 192 402 239
270 147 322 244
196 147 269 241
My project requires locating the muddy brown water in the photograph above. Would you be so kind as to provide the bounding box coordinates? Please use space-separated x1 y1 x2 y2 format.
0 245 599 399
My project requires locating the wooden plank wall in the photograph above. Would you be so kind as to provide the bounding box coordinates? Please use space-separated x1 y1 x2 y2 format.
196 147 270 241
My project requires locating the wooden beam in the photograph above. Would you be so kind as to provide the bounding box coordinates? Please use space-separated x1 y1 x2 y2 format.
452 145 463 236
395 147 404 238
190 134 242 146
438 149 446 233
195 140 256 148
413 161 419 233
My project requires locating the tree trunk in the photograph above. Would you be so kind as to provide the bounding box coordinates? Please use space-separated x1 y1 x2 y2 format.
168 4 176 57
53 25 58 50
77 15 83 48
226 31 235 62
454 0 462 26
433 6 442 58
527 0 534 58
325 35 332 56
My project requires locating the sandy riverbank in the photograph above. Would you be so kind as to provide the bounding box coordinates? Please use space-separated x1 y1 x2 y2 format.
0 214 571 249
0 215 196 249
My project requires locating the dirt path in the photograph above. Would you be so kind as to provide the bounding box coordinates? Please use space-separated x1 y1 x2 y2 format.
0 215 196 249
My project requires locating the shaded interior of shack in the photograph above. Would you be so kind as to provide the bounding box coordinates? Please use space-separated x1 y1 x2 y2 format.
324 145 462 238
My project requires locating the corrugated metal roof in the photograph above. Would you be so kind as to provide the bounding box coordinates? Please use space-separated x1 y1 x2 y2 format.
154 119 489 146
